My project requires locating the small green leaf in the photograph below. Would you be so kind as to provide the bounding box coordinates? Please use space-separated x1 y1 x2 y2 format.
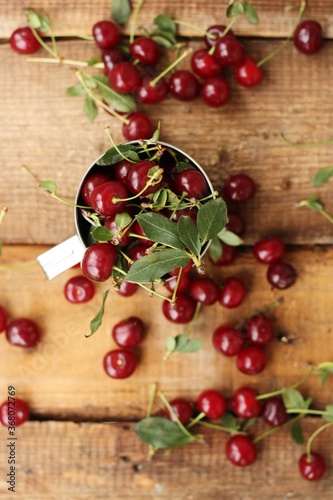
219 412 240 431
242 417 258 431
152 189 168 211
84 96 98 122
174 334 204 353
136 213 185 249
317 361 333 375
302 195 324 212
177 216 201 256
112 0 132 24
282 388 306 409
91 226 114 242
208 237 223 263
86 289 110 337
290 420 304 445
66 84 87 97
115 212 132 229
26 9 50 31
226 3 245 18
96 144 141 166
165 336 177 353
243 2 259 24
125 248 190 283
154 14 177 34
92 75 137 113
87 57 102 67
312 166 333 186
133 416 195 449
39 180 57 193
217 229 244 246
316 370 328 386
197 198 228 245
324 405 333 422
176 161 192 172
151 35 174 48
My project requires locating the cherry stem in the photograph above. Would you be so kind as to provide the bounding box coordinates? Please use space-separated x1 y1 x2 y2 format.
28 56 103 68
22 165 41 184
29 26 58 58
306 421 333 461
0 262 37 271
171 267 184 304
112 168 164 202
41 190 89 210
137 282 174 303
298 200 333 225
208 17 237 56
195 420 245 435
286 408 329 416
130 0 146 44
186 412 206 429
157 391 196 439
149 48 193 87
253 414 303 444
257 0 307 67
0 207 8 225
277 132 333 147
146 383 158 418
174 19 216 39
256 366 314 400
104 128 136 162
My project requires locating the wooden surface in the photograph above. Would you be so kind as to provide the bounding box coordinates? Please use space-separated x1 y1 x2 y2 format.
1 1 333 498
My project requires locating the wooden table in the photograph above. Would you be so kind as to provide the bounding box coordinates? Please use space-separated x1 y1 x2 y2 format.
1 1 333 498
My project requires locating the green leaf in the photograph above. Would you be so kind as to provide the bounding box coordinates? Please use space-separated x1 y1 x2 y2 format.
219 412 240 431
91 226 114 242
92 75 137 113
316 370 328 386
176 161 192 172
151 35 174 48
303 195 324 212
133 416 195 449
96 144 141 166
243 2 259 24
86 289 110 337
39 180 57 193
242 417 258 431
66 84 87 97
197 198 228 245
317 361 333 375
177 216 201 256
136 213 185 249
312 166 333 186
282 388 306 409
26 9 50 32
290 420 304 445
87 57 102 67
115 212 132 229
112 0 132 24
152 189 168 211
165 336 177 353
154 14 177 34
84 96 98 122
173 333 204 353
125 248 190 283
226 3 245 18
324 405 333 422
208 237 223 263
217 229 244 246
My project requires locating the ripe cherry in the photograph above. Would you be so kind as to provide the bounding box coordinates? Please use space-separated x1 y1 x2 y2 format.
90 181 128 216
225 211 245 236
173 169 208 199
231 386 262 419
162 294 197 324
122 113 153 141
126 160 164 195
130 37 160 66
5 318 40 348
201 76 230 107
112 316 144 348
236 346 267 375
127 244 149 264
189 277 219 305
219 277 246 308
9 27 40 55
267 261 297 289
226 435 258 467
109 61 141 94
223 173 256 203
168 70 201 101
245 314 275 346
103 349 137 379
92 20 119 50
169 260 193 277
196 389 227 420
210 243 237 266
102 48 126 75
81 173 109 205
81 242 117 282
204 25 234 48
104 213 132 246
132 220 153 246
116 280 138 297
213 35 245 66
253 236 285 264
262 396 288 427
134 74 169 104
293 20 323 55
114 159 133 184
212 325 245 357
0 305 7 333
299 452 326 481
166 207 198 224
191 48 223 78
165 274 191 294
0 398 30 427
64 276 95 303
164 397 194 425
234 56 263 87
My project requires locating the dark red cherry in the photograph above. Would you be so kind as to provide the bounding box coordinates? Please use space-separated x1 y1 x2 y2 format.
134 74 169 104
166 207 198 224
127 244 149 264
116 280 138 297
165 274 191 294
226 435 258 467
162 294 197 324
92 20 119 49
112 316 144 347
90 181 128 216
164 397 194 425
201 76 230 107
64 275 95 303
130 37 160 66
0 398 30 427
81 242 117 282
212 325 245 357
5 318 40 348
213 35 245 66
191 48 223 78
102 47 126 75
245 314 275 346
169 260 193 277
262 396 288 427
225 212 245 236
293 20 323 55
219 277 246 308
9 27 40 54
299 452 326 481
103 349 137 379
234 56 263 87
267 261 297 289
196 389 227 420
173 169 208 199
204 25 234 48
231 386 262 418
253 236 285 264
81 173 109 205
189 277 219 305
237 346 267 375
122 113 153 141
114 159 134 184
126 160 164 195
132 220 153 246
210 243 237 266
168 70 201 101
104 213 133 246
109 61 141 93
0 305 7 333
223 173 256 202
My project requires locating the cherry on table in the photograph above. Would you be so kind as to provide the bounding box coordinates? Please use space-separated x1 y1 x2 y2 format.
130 37 160 66
92 20 119 50
109 61 141 94
164 397 194 425
201 76 230 107
226 435 258 467
90 180 128 216
223 173 256 203
5 318 40 348
103 349 137 379
196 389 227 420
112 316 144 348
134 74 169 104
64 275 95 303
189 277 219 305
116 280 138 297
262 396 288 427
204 24 234 48
299 452 326 481
102 48 127 75
225 211 245 236
122 113 153 141
213 35 245 66
0 398 30 427
165 273 191 294
293 20 323 55
80 173 109 205
173 169 208 199
191 48 223 78
9 27 40 55
236 346 267 375
0 305 7 333
234 56 264 87
168 70 201 101
231 386 262 418
219 277 246 308
267 261 297 289
212 325 245 357
162 294 197 324
253 236 285 264
81 242 117 282
210 243 237 266
245 314 275 346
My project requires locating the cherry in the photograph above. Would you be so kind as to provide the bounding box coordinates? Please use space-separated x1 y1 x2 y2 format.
5 318 40 348
219 277 246 308
226 435 258 467
234 56 263 87
90 181 128 216
168 70 201 101
130 37 160 66
102 48 127 75
225 212 245 236
104 213 133 246
132 220 154 246
189 277 219 305
0 398 30 427
204 25 234 48
116 280 138 297
127 244 149 264
169 260 193 277
103 349 137 379
64 275 95 303
164 397 194 425
245 314 275 346
165 273 191 294
9 27 40 55
112 316 144 348
134 74 169 104
166 207 198 224
237 346 267 375
114 159 134 184
201 76 230 107
267 261 297 289
253 236 285 264
231 386 262 419
109 61 141 94
212 325 245 357
210 243 237 266
191 49 223 78
162 294 197 324
223 173 256 203
173 169 208 199
262 396 288 427
293 20 323 55
213 35 245 66
92 20 119 50
0 305 7 333
81 173 109 205
196 389 227 420
81 242 117 282
122 113 153 141
299 452 326 481
126 160 164 195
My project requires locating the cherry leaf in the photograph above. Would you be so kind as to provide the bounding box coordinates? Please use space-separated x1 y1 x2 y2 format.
111 0 132 25
324 405 333 423
154 14 177 35
282 388 306 409
133 416 196 449
152 189 168 211
66 84 87 97
208 237 223 263
219 412 240 431
84 96 98 122
86 289 110 337
312 166 333 186
217 229 244 246
136 213 185 249
91 226 114 242
177 216 201 256
175 336 204 353
115 212 132 229
96 144 141 166
197 198 228 245
290 420 304 445
39 180 57 194
243 2 259 24
317 361 333 375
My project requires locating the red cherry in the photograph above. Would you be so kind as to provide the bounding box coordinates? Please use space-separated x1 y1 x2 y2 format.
226 435 258 467
165 273 191 294
189 277 219 305
112 316 144 348
0 305 7 333
64 276 95 303
204 25 234 48
267 261 297 289
299 452 326 481
109 61 141 93
168 70 201 101
134 74 169 104
213 35 245 66
191 48 223 78
114 159 133 184
132 220 154 246
231 386 262 418
236 346 267 375
196 389 227 420
262 396 288 427
116 280 138 297
102 48 126 75
212 325 245 357
122 113 153 141
166 207 198 224
223 173 256 202
92 20 119 50
164 397 194 425
219 277 246 308
104 213 133 246
162 294 197 324
0 398 30 427
81 242 117 282
173 169 208 199
210 243 237 266
9 27 40 55
293 20 323 55
225 212 245 236
201 76 230 107
245 314 275 346
130 37 160 66
81 173 109 205
253 236 285 264
90 181 128 216
234 56 263 87
126 160 164 195
127 244 149 264
169 260 193 277
103 349 137 379
5 318 40 348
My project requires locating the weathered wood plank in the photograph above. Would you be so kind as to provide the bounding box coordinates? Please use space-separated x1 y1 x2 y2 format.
0 419 332 499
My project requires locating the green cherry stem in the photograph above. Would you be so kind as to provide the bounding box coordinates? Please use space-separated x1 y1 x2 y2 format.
104 128 137 163
112 168 164 202
277 132 333 147
256 366 314 401
196 420 245 435
149 48 193 87
208 17 237 56
286 408 331 416
186 412 206 429
174 19 215 39
298 199 333 225
137 282 174 303
29 26 58 58
306 421 333 461
0 206 8 225
157 391 196 440
40 188 89 209
28 56 104 68
253 414 303 444
146 383 158 418
130 0 146 44
236 297 284 330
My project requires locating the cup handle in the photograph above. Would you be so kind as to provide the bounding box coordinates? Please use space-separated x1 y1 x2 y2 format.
36 235 86 280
